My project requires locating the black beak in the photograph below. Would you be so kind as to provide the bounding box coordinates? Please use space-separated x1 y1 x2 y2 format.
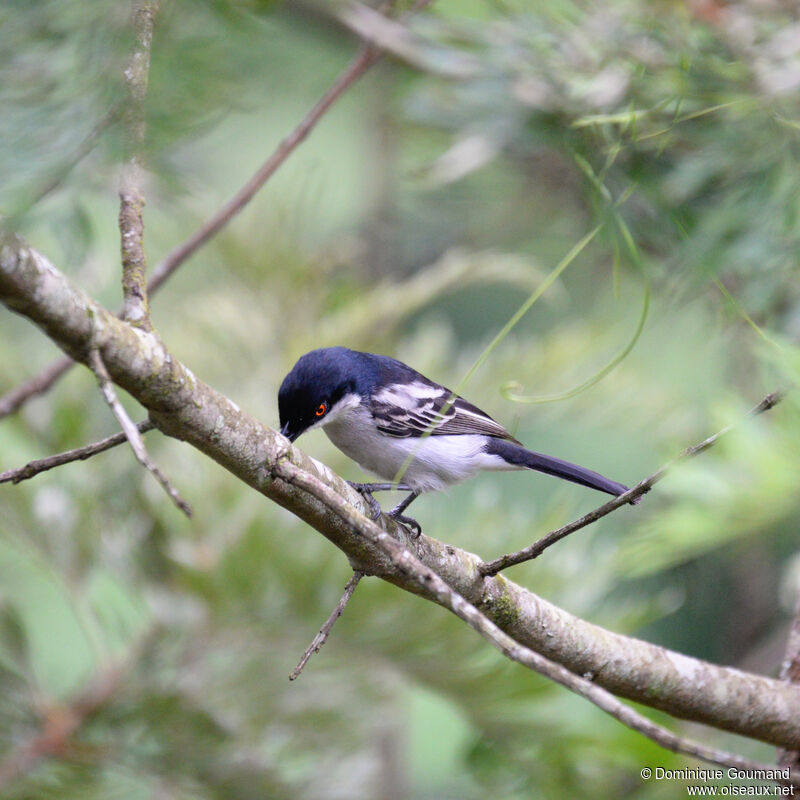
280 422 298 442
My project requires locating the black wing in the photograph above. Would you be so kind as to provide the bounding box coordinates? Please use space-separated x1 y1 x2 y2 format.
369 380 519 442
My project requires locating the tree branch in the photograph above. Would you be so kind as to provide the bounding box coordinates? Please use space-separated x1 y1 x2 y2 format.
119 0 158 330
0 419 154 484
274 457 798 783
289 570 364 681
3 231 800 748
481 390 785 575
88 348 190 516
0 354 74 419
147 44 379 295
339 2 480 79
779 593 800 777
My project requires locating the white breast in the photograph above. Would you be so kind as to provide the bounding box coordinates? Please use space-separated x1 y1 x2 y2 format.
321 402 512 493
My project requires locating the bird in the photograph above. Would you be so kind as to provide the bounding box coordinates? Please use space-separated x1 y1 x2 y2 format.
278 346 633 535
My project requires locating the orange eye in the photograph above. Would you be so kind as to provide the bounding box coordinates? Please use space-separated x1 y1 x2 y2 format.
315 403 327 417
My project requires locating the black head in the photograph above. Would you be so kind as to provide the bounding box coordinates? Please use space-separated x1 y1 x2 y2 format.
278 347 367 442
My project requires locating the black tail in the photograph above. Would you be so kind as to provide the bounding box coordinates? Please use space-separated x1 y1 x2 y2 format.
485 439 630 499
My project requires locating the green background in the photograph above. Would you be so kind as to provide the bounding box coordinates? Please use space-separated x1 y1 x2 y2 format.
1 1 799 797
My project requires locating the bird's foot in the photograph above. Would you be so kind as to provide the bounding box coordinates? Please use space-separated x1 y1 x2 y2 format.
347 482 383 520
387 509 422 538
347 483 422 536
387 491 422 538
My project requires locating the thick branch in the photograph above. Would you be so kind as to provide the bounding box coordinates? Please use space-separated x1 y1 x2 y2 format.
2 231 800 748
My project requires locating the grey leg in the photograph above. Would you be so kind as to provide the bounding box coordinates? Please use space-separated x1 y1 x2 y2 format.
348 481 412 521
388 491 422 538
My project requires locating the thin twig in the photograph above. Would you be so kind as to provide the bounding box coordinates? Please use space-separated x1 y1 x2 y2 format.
0 355 74 419
480 390 785 576
88 349 191 516
0 420 154 485
147 46 379 293
289 570 364 681
119 0 158 330
0 2 439 420
274 457 798 784
148 2 443 293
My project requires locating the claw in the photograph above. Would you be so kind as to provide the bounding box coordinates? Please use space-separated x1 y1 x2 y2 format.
389 511 422 538
387 490 422 537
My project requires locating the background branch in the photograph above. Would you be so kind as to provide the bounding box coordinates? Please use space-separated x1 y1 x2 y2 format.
0 355 74 419
339 2 479 79
9 105 122 223
0 628 152 791
147 44 379 294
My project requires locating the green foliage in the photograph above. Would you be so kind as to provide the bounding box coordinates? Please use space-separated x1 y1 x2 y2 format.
1 0 799 797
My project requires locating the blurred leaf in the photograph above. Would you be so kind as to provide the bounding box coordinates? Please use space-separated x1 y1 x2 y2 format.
0 538 94 699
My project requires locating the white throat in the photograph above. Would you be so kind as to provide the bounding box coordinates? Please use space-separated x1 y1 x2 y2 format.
308 392 362 434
